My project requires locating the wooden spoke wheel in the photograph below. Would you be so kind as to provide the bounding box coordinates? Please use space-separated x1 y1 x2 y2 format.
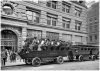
78 55 83 61
56 56 64 64
32 57 41 67
25 59 32 65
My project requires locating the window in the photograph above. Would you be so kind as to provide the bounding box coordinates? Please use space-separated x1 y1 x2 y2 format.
95 34 97 40
47 16 51 25
47 13 57 26
27 29 42 39
94 17 97 20
89 18 92 22
52 18 57 26
62 1 71 13
75 35 82 45
81 48 83 50
26 10 40 23
75 20 82 30
90 35 92 41
75 6 82 17
94 25 97 31
89 25 93 32
62 17 71 29
3 4 13 15
62 34 72 42
46 31 59 41
46 1 57 9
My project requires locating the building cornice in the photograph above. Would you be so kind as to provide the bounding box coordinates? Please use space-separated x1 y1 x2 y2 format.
1 14 27 23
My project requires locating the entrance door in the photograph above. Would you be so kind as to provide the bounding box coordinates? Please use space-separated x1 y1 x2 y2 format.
1 30 17 52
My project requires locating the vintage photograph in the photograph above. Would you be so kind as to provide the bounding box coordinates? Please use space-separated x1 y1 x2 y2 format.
1 0 99 70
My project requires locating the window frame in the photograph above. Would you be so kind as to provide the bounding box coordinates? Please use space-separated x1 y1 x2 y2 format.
46 1 57 9
26 10 40 23
75 6 82 17
62 1 71 13
62 17 71 29
47 14 57 26
75 20 82 30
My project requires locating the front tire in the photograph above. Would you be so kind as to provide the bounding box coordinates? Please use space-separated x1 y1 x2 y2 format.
56 56 64 64
25 59 32 65
32 57 41 67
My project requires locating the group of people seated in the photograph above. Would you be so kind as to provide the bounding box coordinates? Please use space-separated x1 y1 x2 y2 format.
23 37 72 51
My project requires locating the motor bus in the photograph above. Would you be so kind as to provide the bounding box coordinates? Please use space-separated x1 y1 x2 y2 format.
18 38 99 67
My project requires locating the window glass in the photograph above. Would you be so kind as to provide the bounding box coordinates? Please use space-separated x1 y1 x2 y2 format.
52 18 57 26
62 1 70 13
62 18 71 29
47 16 51 25
52 1 56 9
62 22 65 28
75 20 82 30
47 13 57 26
90 35 92 41
47 1 57 9
26 10 40 23
75 6 82 17
95 34 97 40
47 1 51 7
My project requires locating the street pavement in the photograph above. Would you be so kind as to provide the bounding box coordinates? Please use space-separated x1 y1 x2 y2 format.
1 60 99 70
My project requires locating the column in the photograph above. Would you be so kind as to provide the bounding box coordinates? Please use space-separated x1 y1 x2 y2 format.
70 5 75 15
59 33 62 40
57 1 62 12
57 15 62 27
70 19 75 30
42 30 46 39
72 35 75 45
22 27 27 46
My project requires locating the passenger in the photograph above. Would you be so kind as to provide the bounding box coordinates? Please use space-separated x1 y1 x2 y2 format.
56 40 60 46
29 37 38 50
51 40 54 46
38 39 45 51
45 39 51 46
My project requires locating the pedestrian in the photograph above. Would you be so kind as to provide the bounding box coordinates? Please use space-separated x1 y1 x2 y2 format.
10 50 13 62
1 47 7 67
11 51 16 62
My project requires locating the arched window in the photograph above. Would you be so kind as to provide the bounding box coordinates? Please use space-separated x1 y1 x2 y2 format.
3 4 13 15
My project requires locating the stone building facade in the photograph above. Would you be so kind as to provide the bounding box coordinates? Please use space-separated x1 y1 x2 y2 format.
87 2 99 46
1 0 87 52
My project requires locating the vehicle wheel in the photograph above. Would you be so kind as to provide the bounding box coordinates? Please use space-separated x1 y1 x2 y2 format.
91 55 96 61
25 59 32 65
56 56 64 64
78 55 83 61
32 57 41 67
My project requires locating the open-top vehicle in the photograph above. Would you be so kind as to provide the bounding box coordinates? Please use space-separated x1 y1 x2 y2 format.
18 38 99 67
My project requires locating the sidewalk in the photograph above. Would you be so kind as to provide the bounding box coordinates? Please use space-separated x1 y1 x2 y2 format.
5 60 25 67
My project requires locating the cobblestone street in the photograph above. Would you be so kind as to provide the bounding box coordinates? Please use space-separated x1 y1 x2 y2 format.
1 60 99 70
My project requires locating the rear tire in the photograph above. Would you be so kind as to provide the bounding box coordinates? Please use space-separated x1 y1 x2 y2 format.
78 55 83 61
91 55 96 61
56 56 64 64
32 57 41 67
